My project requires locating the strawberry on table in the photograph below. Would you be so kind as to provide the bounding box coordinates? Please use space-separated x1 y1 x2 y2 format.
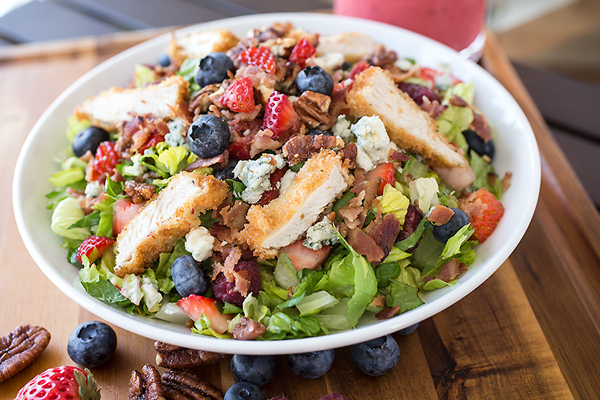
112 198 143 237
15 366 100 400
76 235 115 264
221 77 256 113
177 294 232 334
289 38 316 68
238 46 276 74
460 187 504 243
365 162 396 196
262 91 299 138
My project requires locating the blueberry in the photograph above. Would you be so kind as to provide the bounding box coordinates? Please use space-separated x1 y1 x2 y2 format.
214 159 239 180
295 66 334 96
306 128 332 136
171 255 209 297
72 126 110 157
432 208 470 243
231 355 276 387
341 61 352 71
350 335 399 376
67 321 117 368
195 52 235 87
157 53 171 67
397 322 420 335
224 382 265 400
187 114 230 158
287 349 335 379
463 129 495 160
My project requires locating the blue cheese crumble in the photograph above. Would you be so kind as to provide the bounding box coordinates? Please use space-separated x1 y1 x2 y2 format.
350 115 398 170
303 219 339 250
233 154 285 204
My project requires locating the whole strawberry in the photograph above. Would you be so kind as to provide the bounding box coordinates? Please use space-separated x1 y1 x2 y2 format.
15 366 101 400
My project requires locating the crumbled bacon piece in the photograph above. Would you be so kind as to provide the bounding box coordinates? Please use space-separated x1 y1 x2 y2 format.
365 213 401 258
435 258 467 282
339 143 358 168
116 115 170 158
389 150 410 162
398 204 424 241
458 192 486 220
428 205 455 226
185 150 229 171
220 200 250 231
249 129 282 158
501 172 513 192
347 228 384 263
375 306 401 320
470 111 493 142
420 97 446 119
338 190 366 230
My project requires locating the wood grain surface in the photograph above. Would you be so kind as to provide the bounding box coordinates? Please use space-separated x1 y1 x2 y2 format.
1 29 599 399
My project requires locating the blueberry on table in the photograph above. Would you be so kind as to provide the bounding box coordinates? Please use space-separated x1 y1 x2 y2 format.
171 254 209 297
157 53 171 67
463 129 495 160
224 382 265 400
350 335 400 376
67 321 117 368
295 66 334 96
432 208 470 243
71 126 110 157
397 322 420 335
231 354 276 387
195 52 235 87
287 349 335 379
187 114 230 158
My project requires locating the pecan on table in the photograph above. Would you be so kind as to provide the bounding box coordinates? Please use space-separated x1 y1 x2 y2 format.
129 364 167 400
154 342 227 370
0 324 50 383
293 91 332 128
162 370 224 400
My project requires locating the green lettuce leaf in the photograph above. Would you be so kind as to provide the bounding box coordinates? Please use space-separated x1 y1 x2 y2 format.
134 64 158 87
422 278 458 291
385 280 424 312
66 115 91 143
436 106 474 146
469 150 503 198
51 197 91 240
49 168 85 188
379 184 410 225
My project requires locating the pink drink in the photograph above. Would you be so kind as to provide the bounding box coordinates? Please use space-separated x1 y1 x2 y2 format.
334 0 486 52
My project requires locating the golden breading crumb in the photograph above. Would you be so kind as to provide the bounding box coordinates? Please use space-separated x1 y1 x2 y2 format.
114 173 228 277
167 29 239 67
75 75 188 131
239 150 352 260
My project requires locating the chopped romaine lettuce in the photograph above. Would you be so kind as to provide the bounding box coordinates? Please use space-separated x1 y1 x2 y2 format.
379 184 410 226
51 197 91 240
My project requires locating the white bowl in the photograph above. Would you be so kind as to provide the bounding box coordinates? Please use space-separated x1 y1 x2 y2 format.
13 13 540 355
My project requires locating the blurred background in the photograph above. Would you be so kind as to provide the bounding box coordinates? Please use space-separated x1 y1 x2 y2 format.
0 0 598 207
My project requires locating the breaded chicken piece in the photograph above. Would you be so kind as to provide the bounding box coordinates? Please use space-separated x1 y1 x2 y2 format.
240 150 352 260
114 173 228 277
75 76 188 131
347 67 475 190
316 32 379 63
168 28 239 67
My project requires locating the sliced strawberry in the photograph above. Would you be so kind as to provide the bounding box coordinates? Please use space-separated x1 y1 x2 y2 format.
177 294 232 334
348 60 369 80
89 141 119 182
112 198 143 237
227 134 254 160
76 235 114 264
280 240 331 271
419 67 462 87
221 77 255 113
238 46 276 74
262 91 299 138
137 132 165 154
462 188 505 243
15 366 100 400
365 162 396 195
289 38 316 68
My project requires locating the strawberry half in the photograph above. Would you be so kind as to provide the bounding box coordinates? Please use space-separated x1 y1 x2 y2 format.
280 240 331 271
89 141 119 182
365 162 396 195
289 38 316 68
177 294 232 334
463 188 505 243
76 235 115 264
262 91 299 138
112 198 143 237
221 77 256 113
15 366 100 400
348 61 369 80
238 46 276 74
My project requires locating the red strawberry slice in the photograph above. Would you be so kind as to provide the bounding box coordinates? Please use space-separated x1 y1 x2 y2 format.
462 188 505 243
76 235 115 264
89 141 119 182
279 240 331 271
112 198 143 237
289 38 316 68
137 132 165 154
15 366 100 400
365 162 396 195
238 46 276 74
177 294 232 334
221 77 256 113
262 91 299 138
418 67 462 87
348 61 369 80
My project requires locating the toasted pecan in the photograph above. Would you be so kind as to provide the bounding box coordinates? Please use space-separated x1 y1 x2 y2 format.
0 325 50 383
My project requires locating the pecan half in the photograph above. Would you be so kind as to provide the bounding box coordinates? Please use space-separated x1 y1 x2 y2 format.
162 370 224 400
293 91 331 128
125 180 156 204
189 83 220 117
0 325 50 383
130 364 167 400
232 316 266 340
368 45 398 68
155 342 227 370
274 59 301 94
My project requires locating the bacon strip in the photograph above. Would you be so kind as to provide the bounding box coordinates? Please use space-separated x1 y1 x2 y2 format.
346 228 384 263
428 205 455 226
366 213 401 259
435 258 467 282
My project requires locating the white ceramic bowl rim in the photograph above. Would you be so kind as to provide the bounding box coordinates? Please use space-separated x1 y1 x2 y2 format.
13 13 540 354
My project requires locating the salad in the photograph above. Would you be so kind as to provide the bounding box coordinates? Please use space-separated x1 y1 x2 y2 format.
47 22 511 341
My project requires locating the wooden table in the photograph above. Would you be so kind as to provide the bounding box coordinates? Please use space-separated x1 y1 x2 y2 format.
1 30 599 400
